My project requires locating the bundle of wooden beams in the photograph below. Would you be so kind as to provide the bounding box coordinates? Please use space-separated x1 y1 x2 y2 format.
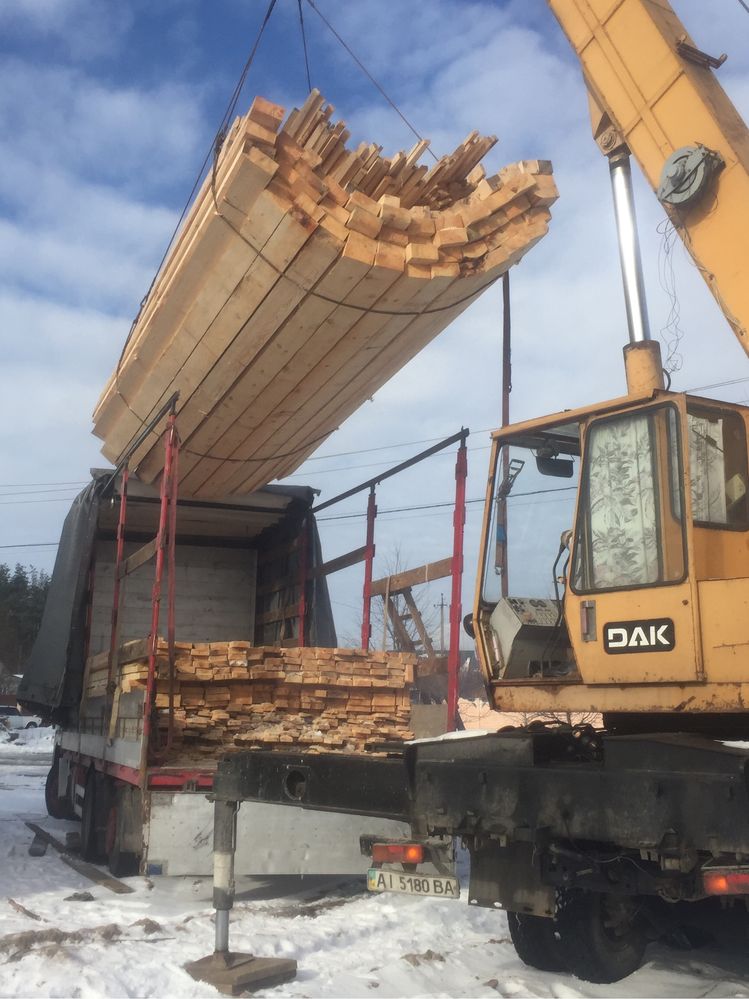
85 640 416 756
92 90 557 497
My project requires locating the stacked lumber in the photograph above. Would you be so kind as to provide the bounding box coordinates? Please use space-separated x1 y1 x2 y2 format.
86 640 415 756
92 90 558 497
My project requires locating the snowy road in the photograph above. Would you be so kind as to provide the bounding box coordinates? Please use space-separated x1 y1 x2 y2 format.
1 735 748 998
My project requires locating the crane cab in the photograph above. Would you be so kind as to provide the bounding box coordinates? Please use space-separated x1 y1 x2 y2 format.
474 390 749 735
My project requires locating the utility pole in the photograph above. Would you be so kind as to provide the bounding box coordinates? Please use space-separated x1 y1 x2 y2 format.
436 593 446 654
499 271 512 598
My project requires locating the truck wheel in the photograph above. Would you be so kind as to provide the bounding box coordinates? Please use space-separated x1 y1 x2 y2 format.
44 751 71 820
555 890 646 983
507 911 568 972
106 787 141 877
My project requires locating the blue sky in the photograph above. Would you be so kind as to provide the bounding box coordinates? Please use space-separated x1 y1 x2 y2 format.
2 0 749 643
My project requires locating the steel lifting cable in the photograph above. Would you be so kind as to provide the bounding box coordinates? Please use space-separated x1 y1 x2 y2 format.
116 0 279 373
114 0 455 461
297 0 312 92
303 0 438 162
112 0 279 448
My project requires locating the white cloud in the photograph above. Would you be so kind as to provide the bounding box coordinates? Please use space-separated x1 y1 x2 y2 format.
0 0 133 60
0 57 205 191
2 0 749 647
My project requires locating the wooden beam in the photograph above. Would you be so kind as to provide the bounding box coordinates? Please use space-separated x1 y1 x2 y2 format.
309 545 368 579
91 92 556 495
386 596 417 653
256 604 300 626
370 557 453 597
119 538 158 579
402 587 435 658
24 823 135 895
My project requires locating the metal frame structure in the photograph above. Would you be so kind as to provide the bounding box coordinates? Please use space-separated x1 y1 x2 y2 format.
308 429 469 730
103 394 181 775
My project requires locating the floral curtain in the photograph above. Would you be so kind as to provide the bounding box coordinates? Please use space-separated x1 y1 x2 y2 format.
581 414 659 589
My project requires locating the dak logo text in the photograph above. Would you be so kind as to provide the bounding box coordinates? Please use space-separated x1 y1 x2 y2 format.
603 618 675 654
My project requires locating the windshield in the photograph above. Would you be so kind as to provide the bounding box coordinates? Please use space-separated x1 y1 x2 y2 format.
482 434 580 607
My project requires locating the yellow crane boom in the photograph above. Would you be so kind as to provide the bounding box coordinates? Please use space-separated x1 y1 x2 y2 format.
548 0 749 358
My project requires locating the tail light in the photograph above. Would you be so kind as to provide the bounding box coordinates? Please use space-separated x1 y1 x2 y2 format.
703 869 749 895
372 842 424 864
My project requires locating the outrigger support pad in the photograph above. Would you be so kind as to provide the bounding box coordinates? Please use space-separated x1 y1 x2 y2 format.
184 797 297 995
185 952 297 997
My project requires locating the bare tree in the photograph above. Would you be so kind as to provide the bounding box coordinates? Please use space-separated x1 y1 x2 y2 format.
368 545 440 654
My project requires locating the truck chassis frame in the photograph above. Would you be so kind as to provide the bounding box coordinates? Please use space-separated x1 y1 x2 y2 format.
212 727 749 911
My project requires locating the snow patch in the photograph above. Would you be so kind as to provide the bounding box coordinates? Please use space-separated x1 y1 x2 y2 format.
0 725 55 754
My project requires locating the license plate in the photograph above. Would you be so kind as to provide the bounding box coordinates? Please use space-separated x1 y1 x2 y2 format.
367 868 460 899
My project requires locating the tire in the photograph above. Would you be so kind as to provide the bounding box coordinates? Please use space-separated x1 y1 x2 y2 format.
507 911 568 973
106 788 140 877
44 752 69 820
25 722 37 729
555 890 647 984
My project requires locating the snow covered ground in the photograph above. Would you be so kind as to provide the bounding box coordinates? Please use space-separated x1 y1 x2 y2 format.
1 736 748 998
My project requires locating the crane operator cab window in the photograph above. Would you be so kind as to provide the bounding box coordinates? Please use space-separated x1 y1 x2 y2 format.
571 403 749 596
571 406 686 592
479 423 580 682
686 407 748 529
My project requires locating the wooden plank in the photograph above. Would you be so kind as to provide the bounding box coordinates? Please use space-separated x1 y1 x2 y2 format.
132 203 338 484
95 133 270 411
259 266 504 485
92 96 556 491
24 823 135 894
256 605 303 626
182 235 393 497
119 538 158 579
171 224 358 494
96 145 280 459
385 597 417 653
231 270 465 490
370 557 453 597
210 246 455 494
402 587 435 658
310 545 368 579
124 183 305 446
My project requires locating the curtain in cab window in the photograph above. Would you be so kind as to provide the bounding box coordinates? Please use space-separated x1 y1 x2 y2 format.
583 414 659 589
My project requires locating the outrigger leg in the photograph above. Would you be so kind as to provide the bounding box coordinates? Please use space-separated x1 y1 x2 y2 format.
185 798 297 996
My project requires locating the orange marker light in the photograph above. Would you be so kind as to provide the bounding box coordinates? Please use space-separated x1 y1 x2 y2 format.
703 870 749 895
372 842 424 864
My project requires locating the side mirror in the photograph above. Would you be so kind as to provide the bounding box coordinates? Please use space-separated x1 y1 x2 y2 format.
536 453 574 478
462 613 475 639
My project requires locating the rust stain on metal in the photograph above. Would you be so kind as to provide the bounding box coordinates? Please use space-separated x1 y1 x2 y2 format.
672 696 697 712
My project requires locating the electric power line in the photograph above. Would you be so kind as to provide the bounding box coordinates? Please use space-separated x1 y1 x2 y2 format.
316 485 576 522
0 543 59 550
0 496 79 507
0 480 88 489
0 486 89 499
285 444 491 478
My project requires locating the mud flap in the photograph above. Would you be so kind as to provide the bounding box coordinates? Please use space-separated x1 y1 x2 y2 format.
468 840 555 917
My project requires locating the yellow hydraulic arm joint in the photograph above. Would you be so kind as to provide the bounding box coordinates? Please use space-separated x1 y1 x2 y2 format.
548 0 749 359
